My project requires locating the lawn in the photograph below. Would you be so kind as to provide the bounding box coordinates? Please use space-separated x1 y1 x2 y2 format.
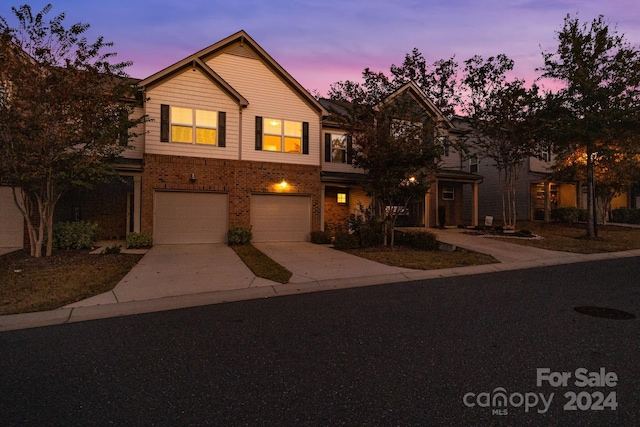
230 244 292 284
342 246 499 270
0 249 143 315
484 221 640 253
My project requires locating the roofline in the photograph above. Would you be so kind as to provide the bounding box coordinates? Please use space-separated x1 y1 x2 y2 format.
137 30 327 115
383 82 454 129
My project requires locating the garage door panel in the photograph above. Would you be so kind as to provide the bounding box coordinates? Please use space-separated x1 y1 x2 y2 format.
251 195 311 242
154 191 228 244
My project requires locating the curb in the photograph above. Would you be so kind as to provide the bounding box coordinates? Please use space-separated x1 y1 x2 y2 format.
2 249 640 332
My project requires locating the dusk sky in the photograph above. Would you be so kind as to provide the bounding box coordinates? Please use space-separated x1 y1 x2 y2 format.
2 1 640 95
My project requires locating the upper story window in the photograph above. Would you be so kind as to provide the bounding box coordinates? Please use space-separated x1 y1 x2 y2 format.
469 155 479 173
255 116 309 154
436 136 449 157
160 104 226 147
540 147 551 162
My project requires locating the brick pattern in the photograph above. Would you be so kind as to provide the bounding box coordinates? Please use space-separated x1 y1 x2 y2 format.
324 186 351 235
142 154 322 235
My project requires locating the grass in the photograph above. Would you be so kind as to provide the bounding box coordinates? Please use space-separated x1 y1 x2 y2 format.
484 221 640 253
231 243 293 284
342 246 499 270
0 249 143 315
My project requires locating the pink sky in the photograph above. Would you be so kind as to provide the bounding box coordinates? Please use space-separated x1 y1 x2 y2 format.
3 1 640 95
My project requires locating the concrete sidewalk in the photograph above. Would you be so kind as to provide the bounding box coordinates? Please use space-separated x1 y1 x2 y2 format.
2 231 640 332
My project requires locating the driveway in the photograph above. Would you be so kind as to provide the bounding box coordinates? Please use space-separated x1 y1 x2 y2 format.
67 242 414 308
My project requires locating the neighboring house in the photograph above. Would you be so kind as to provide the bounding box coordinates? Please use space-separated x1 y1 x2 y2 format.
320 82 483 233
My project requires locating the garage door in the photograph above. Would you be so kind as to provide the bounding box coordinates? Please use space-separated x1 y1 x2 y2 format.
251 195 311 242
154 191 228 244
0 186 24 248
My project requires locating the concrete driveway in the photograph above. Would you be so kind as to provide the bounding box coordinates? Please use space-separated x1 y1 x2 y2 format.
66 242 414 308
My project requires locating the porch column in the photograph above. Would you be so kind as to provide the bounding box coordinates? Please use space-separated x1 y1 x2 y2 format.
544 181 551 223
133 174 142 233
320 183 326 231
424 190 430 228
434 182 440 227
472 181 479 227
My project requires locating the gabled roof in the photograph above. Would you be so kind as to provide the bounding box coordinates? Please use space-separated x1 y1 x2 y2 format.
383 82 454 129
138 30 327 115
320 81 454 130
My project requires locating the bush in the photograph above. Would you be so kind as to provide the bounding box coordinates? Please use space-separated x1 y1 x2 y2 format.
395 230 438 251
551 207 587 223
310 230 332 244
102 244 122 254
228 225 253 245
52 221 98 250
346 203 384 248
611 207 640 224
333 233 360 250
126 232 153 249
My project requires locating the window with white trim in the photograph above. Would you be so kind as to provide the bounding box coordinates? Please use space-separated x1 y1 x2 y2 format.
469 155 479 173
337 192 347 204
170 106 219 145
331 134 347 163
540 147 551 162
263 118 302 153
442 185 454 200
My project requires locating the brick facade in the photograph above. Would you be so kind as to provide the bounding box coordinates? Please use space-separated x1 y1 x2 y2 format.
324 186 351 235
142 154 322 235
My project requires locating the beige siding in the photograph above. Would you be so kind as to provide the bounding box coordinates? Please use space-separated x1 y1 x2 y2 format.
145 69 241 160
207 51 321 166
123 105 145 160
0 186 24 248
529 153 555 173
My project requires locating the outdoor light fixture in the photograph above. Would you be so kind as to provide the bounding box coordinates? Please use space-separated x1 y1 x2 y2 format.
279 179 288 188
189 173 196 182
409 176 416 183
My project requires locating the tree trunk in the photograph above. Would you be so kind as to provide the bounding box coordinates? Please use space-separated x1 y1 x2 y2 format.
585 147 596 238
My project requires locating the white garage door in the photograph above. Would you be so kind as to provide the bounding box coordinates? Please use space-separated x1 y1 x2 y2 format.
0 186 24 248
154 191 228 244
251 195 311 242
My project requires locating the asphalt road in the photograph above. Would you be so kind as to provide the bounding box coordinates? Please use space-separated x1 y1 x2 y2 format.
1 257 639 426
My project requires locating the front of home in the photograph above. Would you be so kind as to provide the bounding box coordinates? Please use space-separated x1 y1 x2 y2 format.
1 30 485 249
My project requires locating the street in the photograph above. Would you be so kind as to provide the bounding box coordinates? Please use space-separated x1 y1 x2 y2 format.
1 257 639 426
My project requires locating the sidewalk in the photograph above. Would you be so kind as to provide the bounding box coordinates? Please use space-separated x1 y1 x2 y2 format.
2 230 640 332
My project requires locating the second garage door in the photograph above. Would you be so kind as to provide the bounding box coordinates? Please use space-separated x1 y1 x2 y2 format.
251 194 311 242
0 186 24 248
154 191 228 244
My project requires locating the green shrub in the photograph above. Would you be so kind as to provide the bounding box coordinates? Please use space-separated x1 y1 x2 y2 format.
551 207 587 223
52 221 98 250
611 207 640 224
102 244 122 254
346 203 384 248
333 233 360 250
395 230 438 251
228 225 253 245
310 230 332 244
126 232 153 249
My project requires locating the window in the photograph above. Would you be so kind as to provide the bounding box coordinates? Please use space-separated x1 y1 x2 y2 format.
160 105 226 146
255 116 309 154
436 136 449 157
540 147 551 162
469 155 479 173
442 185 454 200
337 192 347 204
263 118 302 153
331 134 347 163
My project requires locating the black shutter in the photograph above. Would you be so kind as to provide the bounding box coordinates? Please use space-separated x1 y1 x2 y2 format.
255 116 262 150
302 121 309 155
346 134 353 164
218 111 226 147
160 104 169 142
324 133 332 162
